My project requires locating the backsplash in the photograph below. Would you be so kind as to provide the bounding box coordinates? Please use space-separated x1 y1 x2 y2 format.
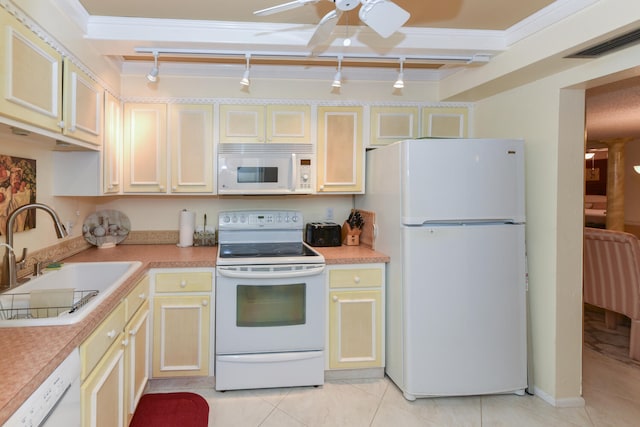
16 231 180 279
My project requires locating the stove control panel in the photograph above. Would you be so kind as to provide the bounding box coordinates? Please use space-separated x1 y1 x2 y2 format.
219 210 302 230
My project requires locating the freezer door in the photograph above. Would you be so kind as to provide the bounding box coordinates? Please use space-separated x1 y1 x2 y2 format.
402 223 527 396
401 138 525 225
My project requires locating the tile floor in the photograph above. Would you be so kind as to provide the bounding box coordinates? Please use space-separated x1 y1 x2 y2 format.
146 347 640 427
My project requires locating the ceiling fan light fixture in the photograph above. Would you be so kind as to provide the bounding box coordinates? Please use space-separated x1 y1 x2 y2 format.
146 51 159 82
359 0 410 38
240 53 251 87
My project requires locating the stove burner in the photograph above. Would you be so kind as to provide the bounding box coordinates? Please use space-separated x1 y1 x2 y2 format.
219 242 319 258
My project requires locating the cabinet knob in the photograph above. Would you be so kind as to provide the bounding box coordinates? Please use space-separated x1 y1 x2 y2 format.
172 186 177 191
130 329 137 336
202 300 208 306
332 295 338 302
180 280 187 288
107 329 117 339
159 185 165 191
122 338 129 346
139 293 146 300
57 121 65 129
354 276 361 284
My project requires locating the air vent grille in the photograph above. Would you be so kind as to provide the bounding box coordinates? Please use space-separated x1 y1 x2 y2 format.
567 28 640 58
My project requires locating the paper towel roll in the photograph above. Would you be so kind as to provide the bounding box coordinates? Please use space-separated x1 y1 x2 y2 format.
178 209 196 247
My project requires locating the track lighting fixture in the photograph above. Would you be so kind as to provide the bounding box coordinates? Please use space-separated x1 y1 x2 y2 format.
332 55 343 88
146 51 159 82
240 53 251 86
393 57 405 89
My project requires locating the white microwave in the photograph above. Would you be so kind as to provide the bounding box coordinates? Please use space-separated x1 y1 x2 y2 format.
218 144 315 195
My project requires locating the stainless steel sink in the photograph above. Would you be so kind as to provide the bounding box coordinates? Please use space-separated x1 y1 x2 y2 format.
0 261 142 327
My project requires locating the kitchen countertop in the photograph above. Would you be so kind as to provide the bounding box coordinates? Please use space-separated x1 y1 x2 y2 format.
0 243 388 424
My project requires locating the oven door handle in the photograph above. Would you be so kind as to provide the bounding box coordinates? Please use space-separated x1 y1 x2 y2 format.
216 265 325 279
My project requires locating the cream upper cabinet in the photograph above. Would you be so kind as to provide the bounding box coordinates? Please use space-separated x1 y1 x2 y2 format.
369 106 419 146
152 270 213 378
0 7 63 133
103 92 122 194
62 58 103 145
168 104 214 193
327 264 385 370
317 106 364 194
220 104 310 143
421 106 469 138
123 103 167 193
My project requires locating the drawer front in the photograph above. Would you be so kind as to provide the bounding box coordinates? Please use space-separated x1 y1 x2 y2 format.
80 302 126 380
155 272 212 293
125 275 150 321
329 268 383 289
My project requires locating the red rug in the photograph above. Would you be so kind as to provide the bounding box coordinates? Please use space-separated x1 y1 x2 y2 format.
130 392 209 427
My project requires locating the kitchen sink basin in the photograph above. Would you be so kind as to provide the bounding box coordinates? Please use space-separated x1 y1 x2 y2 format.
0 261 142 327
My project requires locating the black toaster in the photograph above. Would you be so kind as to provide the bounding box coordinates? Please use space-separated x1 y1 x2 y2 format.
305 222 342 247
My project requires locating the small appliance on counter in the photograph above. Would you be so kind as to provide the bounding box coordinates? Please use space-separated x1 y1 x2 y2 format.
305 222 342 247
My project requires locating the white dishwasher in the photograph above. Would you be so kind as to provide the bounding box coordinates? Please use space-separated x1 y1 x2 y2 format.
5 348 80 426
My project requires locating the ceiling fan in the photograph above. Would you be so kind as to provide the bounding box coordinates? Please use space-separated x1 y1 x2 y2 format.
254 0 411 48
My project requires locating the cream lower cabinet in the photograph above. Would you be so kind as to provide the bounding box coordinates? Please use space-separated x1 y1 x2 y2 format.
317 106 364 193
327 264 385 370
152 270 213 378
80 275 150 427
80 303 126 427
123 275 150 425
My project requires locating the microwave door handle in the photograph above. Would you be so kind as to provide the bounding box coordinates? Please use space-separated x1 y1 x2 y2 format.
290 153 296 192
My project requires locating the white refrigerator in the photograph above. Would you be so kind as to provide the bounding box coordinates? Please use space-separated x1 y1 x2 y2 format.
357 138 528 400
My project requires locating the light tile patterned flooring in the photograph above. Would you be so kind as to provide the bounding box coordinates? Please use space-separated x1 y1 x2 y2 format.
146 347 640 427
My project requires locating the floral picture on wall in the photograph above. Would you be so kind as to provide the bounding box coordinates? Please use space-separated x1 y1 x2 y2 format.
0 154 37 235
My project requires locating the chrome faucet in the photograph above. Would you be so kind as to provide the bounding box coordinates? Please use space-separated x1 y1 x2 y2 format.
1 203 68 290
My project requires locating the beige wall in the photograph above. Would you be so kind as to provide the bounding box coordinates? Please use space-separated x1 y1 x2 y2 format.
463 2 640 403
0 131 98 254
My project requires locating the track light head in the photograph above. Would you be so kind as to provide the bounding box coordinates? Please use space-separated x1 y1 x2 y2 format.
393 72 404 89
332 71 342 88
147 51 159 82
393 57 404 89
240 69 250 86
240 53 251 87
332 55 343 88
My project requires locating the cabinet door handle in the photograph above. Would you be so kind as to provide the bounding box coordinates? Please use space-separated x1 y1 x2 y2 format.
122 338 129 346
130 328 138 336
139 293 146 300
354 276 361 284
202 300 208 306
180 280 187 288
107 329 117 339
332 295 338 302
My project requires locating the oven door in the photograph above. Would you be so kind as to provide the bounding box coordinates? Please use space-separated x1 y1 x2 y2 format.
215 264 325 354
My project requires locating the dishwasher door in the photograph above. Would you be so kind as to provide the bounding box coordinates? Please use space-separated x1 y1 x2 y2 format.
6 349 80 427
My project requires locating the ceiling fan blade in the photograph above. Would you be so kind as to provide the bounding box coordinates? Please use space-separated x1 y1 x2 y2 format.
254 0 320 16
358 0 410 38
307 10 342 48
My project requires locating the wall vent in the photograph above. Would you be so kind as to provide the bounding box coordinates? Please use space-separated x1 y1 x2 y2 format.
566 28 640 58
